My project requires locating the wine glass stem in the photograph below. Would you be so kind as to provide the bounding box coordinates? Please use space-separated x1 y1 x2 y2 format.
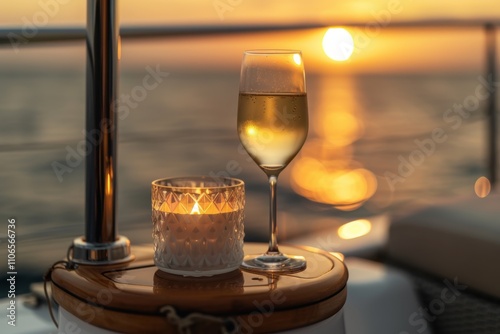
267 174 280 255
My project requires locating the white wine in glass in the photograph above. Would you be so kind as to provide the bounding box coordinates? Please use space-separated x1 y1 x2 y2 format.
237 50 309 273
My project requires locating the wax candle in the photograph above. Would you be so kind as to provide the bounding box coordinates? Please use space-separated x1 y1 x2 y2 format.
152 177 245 277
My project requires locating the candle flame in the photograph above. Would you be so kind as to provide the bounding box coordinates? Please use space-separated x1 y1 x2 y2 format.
190 202 201 215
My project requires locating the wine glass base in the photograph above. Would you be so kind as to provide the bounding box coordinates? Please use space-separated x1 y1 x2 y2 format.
241 253 306 273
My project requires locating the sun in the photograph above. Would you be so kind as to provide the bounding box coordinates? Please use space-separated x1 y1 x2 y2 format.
323 28 354 62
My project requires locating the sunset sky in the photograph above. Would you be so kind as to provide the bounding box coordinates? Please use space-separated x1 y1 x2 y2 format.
1 1 499 73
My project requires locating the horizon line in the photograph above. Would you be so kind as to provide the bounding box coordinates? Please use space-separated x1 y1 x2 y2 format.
1 19 499 46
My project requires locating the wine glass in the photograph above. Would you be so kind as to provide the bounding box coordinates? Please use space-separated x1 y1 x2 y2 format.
237 50 308 273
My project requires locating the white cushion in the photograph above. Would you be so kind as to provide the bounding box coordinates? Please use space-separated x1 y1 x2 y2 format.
344 257 432 334
386 192 500 299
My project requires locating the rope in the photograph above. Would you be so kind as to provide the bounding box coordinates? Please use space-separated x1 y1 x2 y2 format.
160 305 239 334
43 245 78 328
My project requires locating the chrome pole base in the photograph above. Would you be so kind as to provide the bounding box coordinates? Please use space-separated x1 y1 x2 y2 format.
72 236 134 265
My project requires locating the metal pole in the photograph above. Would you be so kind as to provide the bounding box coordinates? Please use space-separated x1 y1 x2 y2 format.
85 0 117 244
485 24 497 187
72 0 132 264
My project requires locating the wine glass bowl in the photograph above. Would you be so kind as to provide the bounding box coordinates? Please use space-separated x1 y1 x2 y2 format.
237 93 308 172
237 50 309 273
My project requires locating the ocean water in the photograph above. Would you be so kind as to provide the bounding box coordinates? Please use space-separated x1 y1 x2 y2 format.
0 68 491 292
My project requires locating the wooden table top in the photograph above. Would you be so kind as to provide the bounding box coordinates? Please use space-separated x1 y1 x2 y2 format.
51 243 348 333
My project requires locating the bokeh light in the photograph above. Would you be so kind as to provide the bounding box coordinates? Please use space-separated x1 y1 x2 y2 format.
293 53 302 65
338 219 372 239
474 176 491 198
290 156 377 210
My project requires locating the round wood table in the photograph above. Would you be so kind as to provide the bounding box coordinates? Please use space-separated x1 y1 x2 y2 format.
51 243 348 334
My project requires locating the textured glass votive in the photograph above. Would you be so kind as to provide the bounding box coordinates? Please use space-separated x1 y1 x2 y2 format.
152 177 245 277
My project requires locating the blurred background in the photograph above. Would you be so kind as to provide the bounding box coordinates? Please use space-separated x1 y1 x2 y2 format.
0 0 498 292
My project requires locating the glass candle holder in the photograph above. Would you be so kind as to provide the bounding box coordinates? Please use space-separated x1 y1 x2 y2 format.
151 177 245 277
